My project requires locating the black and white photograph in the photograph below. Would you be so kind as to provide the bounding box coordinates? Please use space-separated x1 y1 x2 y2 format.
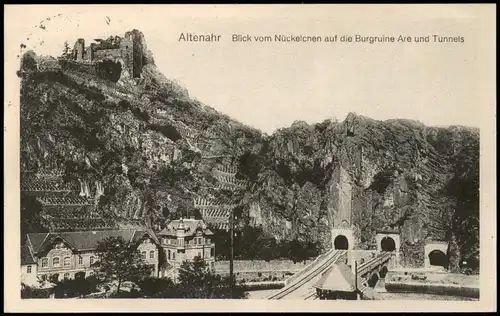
4 4 496 313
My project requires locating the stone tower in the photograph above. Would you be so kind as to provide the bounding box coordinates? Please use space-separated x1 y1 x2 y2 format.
73 38 85 61
329 164 355 251
120 30 144 79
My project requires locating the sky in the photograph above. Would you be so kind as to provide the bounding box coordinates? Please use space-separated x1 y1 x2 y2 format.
5 5 495 134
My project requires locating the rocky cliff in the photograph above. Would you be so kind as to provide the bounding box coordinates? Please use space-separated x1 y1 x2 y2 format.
236 116 479 271
19 30 479 272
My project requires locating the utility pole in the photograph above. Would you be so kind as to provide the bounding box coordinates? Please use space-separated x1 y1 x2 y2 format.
354 260 360 300
229 209 234 299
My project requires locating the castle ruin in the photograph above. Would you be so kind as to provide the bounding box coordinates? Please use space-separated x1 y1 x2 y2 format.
66 30 144 79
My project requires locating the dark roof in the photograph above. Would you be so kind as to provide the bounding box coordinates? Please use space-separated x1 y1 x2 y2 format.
21 245 36 265
313 262 361 292
158 219 214 237
26 229 159 254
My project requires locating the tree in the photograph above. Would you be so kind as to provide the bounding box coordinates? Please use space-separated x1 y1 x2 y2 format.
52 276 99 298
176 256 247 299
20 50 38 72
61 41 71 59
136 277 179 298
91 236 154 294
288 239 307 263
21 284 52 298
20 192 47 240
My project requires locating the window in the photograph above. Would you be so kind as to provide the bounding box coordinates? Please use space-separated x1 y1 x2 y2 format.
90 256 95 265
78 257 83 265
52 257 60 267
64 257 71 266
206 238 210 244
173 252 176 260
162 238 166 245
168 249 171 260
64 273 70 280
149 250 155 259
198 237 203 245
41 258 48 268
197 251 202 258
193 238 197 245
210 248 214 257
141 251 146 260
27 265 32 273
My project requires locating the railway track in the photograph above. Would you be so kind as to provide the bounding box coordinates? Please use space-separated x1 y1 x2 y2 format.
267 250 346 300
304 290 318 300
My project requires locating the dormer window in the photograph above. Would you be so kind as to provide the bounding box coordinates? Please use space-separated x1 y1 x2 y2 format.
52 257 60 267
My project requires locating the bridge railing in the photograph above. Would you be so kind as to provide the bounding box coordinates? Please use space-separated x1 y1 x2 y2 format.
357 252 393 277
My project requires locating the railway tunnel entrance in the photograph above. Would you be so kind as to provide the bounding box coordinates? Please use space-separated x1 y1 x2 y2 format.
424 242 449 269
428 250 449 269
331 228 354 251
375 232 400 253
381 236 396 252
334 235 349 250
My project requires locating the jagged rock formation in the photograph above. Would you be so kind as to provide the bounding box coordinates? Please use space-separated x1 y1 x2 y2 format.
19 30 479 272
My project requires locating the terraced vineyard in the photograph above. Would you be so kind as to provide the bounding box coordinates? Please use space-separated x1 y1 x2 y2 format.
193 164 247 230
21 172 116 232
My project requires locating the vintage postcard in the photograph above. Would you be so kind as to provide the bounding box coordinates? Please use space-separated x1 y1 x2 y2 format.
4 4 496 313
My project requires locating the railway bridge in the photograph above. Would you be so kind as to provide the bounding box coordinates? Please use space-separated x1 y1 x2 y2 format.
266 234 399 300
357 252 394 289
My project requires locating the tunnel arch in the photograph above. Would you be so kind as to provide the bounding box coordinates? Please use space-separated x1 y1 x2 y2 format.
334 235 349 250
424 242 449 269
381 236 396 252
375 232 400 254
379 266 389 278
367 273 380 288
428 249 449 269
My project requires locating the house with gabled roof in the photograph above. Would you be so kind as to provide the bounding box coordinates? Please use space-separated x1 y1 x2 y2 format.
157 216 215 280
21 229 160 287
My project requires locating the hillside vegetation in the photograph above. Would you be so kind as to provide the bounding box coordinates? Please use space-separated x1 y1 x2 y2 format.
19 30 479 272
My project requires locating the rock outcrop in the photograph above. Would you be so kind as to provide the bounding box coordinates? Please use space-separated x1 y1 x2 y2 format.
19 30 479 272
